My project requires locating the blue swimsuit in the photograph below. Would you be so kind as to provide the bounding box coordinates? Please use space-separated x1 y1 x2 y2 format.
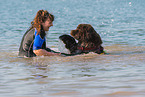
33 29 46 50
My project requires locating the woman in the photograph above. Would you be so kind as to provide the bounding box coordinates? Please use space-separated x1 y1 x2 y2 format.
18 10 60 57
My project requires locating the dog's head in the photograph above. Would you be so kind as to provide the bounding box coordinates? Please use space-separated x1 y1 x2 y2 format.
70 24 103 47
59 34 77 54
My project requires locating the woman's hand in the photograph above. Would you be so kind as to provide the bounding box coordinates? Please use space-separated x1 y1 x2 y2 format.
33 49 61 56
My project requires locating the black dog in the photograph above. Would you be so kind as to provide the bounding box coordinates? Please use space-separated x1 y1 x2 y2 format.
59 24 104 56
59 34 105 56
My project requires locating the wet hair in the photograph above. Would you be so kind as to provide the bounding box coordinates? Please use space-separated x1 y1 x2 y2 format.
31 9 54 35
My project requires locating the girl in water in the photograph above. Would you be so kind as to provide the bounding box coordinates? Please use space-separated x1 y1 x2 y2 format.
18 10 60 57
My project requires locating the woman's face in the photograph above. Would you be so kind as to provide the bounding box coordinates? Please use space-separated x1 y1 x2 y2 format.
41 17 53 31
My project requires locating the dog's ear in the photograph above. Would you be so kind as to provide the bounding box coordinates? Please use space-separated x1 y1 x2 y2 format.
85 25 97 41
77 24 91 41
88 26 103 46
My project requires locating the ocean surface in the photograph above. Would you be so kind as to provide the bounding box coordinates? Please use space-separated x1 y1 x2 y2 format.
0 0 145 97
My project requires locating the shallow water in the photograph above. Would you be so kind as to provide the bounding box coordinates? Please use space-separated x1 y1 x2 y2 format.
1 0 145 97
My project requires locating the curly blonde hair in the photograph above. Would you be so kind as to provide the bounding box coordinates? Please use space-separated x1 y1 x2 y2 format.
31 10 54 35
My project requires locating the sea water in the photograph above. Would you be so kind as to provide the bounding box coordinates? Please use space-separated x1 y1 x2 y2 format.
0 0 145 97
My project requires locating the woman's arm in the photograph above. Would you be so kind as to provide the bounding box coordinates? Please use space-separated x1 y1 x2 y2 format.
33 49 60 56
33 30 61 56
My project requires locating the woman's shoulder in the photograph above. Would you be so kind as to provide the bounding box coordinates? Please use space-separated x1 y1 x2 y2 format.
23 26 35 37
22 26 35 43
27 26 35 34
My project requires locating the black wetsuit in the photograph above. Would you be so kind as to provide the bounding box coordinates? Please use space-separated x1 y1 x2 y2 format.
18 26 36 57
